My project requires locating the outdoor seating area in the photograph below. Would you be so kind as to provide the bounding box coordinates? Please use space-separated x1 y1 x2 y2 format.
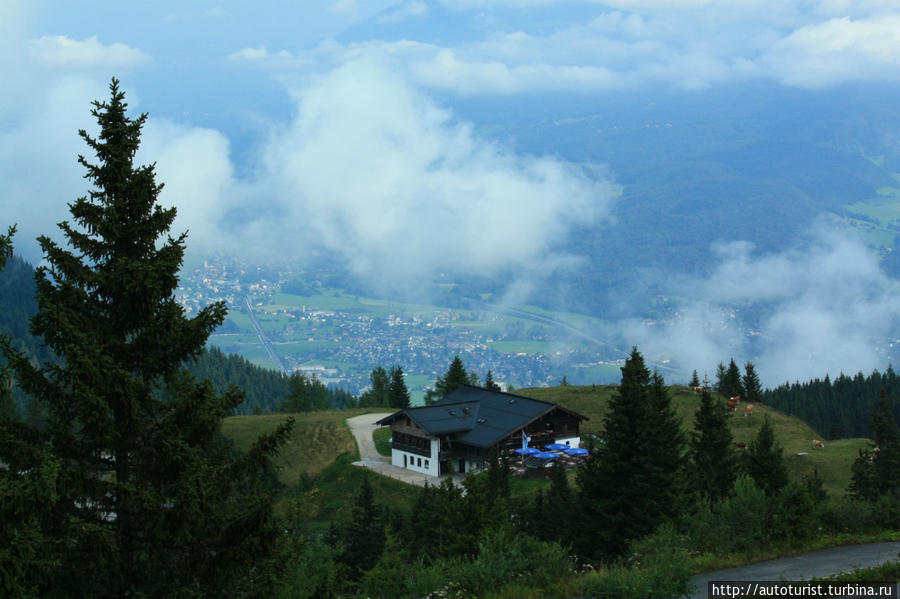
510 443 589 478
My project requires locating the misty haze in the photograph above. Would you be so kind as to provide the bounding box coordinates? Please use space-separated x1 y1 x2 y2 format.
5 0 900 393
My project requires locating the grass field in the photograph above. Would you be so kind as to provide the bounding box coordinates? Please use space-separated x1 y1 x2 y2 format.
222 385 873 522
517 385 867 498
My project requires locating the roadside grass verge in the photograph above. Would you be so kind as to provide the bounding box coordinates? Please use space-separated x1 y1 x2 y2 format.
373 426 392 456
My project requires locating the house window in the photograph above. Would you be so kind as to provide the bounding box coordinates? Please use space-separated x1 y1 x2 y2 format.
417 457 422 467
424 460 429 469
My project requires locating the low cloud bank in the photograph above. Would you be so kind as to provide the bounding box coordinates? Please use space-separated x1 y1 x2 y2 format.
620 225 900 388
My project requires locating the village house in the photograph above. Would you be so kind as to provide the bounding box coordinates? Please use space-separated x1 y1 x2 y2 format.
375 385 588 477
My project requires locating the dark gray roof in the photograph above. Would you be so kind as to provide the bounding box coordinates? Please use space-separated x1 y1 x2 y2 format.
375 385 587 449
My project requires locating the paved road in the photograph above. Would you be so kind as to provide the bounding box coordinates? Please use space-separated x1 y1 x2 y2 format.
689 542 900 598
346 413 465 488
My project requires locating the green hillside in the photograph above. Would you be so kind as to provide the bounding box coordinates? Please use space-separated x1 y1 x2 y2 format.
520 385 868 498
223 385 870 503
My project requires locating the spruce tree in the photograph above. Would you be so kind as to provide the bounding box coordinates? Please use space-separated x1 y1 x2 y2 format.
0 80 292 597
851 390 900 500
388 365 411 409
485 369 500 391
743 414 787 496
360 366 390 407
341 477 384 577
742 362 762 403
722 358 745 398
690 388 738 502
715 362 727 394
576 347 681 559
689 369 700 389
425 355 471 403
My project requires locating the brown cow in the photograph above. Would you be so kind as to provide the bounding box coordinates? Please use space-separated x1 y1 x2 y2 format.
812 439 824 449
744 404 754 416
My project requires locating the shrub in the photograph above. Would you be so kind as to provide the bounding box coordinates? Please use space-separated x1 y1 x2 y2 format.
576 523 692 599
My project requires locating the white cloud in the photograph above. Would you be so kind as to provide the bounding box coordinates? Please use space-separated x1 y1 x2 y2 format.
248 0 899 94
29 35 151 70
139 121 238 255
765 15 900 88
235 58 618 289
622 226 900 387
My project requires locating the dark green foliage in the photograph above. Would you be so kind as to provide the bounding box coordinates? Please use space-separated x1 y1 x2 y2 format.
543 458 575 545
689 369 700 388
690 389 739 502
484 369 500 391
485 446 510 504
742 361 762 403
720 358 745 398
764 367 900 439
743 414 788 496
404 479 465 562
340 477 384 576
360 366 390 407
279 371 333 412
425 355 474 404
185 345 289 414
576 347 683 559
388 365 411 409
576 524 692 599
715 362 727 394
0 81 291 597
850 391 900 501
358 528 409 599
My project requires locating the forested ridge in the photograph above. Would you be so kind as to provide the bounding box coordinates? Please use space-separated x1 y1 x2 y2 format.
763 368 900 439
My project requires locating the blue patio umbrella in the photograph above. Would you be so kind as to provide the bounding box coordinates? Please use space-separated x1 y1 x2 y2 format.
534 451 559 459
564 447 589 456
544 443 569 451
514 447 541 456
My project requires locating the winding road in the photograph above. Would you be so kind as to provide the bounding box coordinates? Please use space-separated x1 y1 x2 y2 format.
690 543 900 597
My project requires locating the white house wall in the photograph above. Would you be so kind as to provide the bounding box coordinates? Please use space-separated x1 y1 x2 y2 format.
391 439 440 477
554 436 581 449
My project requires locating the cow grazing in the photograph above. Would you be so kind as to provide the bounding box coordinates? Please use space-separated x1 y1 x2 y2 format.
735 441 747 449
727 396 741 411
744 404 754 416
812 439 824 449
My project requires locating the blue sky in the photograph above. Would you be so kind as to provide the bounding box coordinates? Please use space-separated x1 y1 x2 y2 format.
4 0 900 384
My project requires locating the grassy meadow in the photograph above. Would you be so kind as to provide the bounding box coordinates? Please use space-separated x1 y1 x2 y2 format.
516 385 869 498
222 384 873 525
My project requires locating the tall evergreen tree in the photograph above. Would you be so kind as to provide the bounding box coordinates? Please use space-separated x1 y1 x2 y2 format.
576 347 681 559
388 365 411 409
690 388 738 502
743 414 788 496
742 362 762 403
722 358 745 398
360 366 390 407
851 390 900 500
715 362 727 394
425 355 471 404
340 477 384 577
689 369 700 389
484 369 500 391
0 81 292 597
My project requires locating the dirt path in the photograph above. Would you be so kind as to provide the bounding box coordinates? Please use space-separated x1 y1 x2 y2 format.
346 412 390 463
689 542 900 598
